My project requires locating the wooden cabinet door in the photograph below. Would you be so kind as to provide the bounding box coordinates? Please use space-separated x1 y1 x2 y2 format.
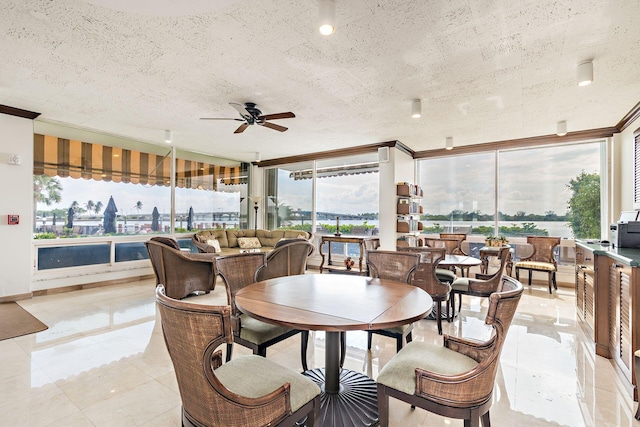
609 261 633 384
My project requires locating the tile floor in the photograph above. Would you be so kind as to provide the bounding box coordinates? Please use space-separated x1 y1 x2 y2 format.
1 275 637 426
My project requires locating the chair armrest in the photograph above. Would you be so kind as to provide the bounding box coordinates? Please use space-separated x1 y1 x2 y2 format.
444 334 494 362
467 278 500 294
414 365 489 405
183 252 218 262
192 235 218 253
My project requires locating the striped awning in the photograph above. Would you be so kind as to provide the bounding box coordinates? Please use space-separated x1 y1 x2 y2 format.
289 162 379 180
34 134 245 190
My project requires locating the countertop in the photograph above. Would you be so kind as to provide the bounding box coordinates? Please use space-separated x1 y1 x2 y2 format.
576 240 640 267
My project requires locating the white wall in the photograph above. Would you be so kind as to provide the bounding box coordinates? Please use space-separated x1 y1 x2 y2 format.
0 114 34 298
616 118 640 214
378 147 415 250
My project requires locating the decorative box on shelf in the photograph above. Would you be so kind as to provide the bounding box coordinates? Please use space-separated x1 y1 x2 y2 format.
397 183 423 197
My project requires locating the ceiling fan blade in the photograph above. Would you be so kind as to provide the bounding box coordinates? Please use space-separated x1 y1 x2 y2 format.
258 112 295 121
262 122 288 132
230 102 252 119
234 123 249 134
200 117 244 121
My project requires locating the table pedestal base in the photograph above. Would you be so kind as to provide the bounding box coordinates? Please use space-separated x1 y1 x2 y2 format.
303 368 378 427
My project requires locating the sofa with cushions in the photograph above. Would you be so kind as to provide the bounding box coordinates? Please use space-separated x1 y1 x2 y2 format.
191 229 313 255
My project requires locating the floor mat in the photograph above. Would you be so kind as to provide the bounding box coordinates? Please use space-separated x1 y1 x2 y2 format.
0 302 48 341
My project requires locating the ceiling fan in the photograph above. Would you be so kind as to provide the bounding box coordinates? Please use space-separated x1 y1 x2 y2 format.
200 102 295 134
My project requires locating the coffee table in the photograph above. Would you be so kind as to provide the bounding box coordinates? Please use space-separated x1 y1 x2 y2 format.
235 274 433 427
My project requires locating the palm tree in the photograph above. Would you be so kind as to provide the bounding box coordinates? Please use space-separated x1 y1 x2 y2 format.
85 200 95 216
94 201 103 216
70 201 80 213
134 201 143 215
33 175 62 230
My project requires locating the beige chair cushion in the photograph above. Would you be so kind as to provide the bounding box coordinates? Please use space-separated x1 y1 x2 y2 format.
451 277 470 292
238 314 293 345
377 341 478 395
515 261 556 271
215 355 320 412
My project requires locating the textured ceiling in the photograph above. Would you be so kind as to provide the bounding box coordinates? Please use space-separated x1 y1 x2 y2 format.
1 0 639 163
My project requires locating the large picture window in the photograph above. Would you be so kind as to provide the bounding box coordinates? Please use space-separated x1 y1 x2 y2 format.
418 141 604 241
33 133 246 237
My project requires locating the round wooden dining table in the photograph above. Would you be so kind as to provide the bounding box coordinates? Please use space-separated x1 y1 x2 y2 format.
235 273 433 427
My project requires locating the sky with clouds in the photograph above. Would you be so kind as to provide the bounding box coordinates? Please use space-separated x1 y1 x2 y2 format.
38 142 601 218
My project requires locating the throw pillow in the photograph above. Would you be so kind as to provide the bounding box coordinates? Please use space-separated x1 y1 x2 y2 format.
297 233 307 239
238 237 262 249
206 239 221 253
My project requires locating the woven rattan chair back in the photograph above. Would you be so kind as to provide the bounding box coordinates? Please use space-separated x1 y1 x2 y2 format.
144 239 216 300
398 246 450 334
439 233 467 255
256 241 314 282
150 236 181 250
421 237 462 256
216 253 266 317
521 236 561 265
398 247 449 298
470 246 511 294
366 250 420 284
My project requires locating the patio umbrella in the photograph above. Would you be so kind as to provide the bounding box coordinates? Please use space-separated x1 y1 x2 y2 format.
103 196 118 234
151 207 160 232
187 206 194 231
66 208 74 229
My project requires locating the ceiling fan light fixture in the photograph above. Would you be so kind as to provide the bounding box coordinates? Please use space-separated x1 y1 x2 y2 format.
411 99 421 118
164 129 172 143
556 121 567 136
318 0 336 35
577 61 593 86
446 137 453 150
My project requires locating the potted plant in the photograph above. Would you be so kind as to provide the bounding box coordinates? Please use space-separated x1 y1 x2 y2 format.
485 236 495 247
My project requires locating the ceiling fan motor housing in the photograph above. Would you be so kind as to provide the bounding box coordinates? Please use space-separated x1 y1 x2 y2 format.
244 102 263 124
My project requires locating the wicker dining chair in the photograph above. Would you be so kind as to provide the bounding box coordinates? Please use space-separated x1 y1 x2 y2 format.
398 247 450 335
450 246 511 321
513 236 561 294
216 253 309 371
376 276 523 427
420 236 468 279
365 250 421 352
145 238 217 300
256 240 314 282
155 285 320 427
